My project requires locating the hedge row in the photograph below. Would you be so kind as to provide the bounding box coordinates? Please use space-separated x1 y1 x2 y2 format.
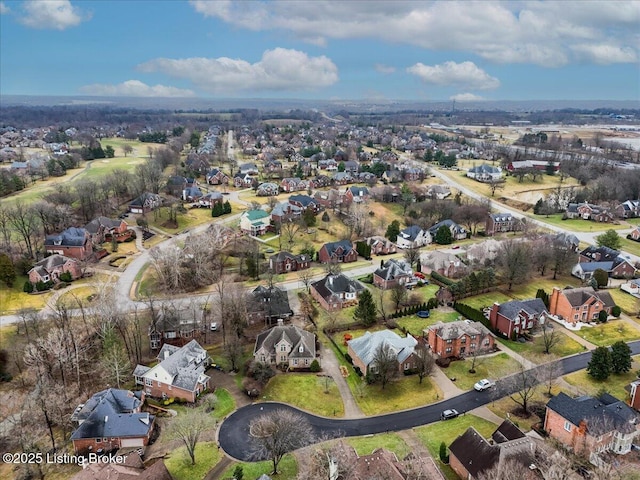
453 302 492 330
391 302 430 319
430 271 454 286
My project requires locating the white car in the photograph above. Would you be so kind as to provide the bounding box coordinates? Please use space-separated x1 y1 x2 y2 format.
210 322 219 331
473 379 495 391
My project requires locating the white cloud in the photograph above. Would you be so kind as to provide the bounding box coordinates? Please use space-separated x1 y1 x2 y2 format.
374 64 396 74
190 1 640 67
450 93 485 102
571 44 638 64
79 80 195 98
0 2 10 14
20 0 87 30
407 61 500 90
138 48 338 93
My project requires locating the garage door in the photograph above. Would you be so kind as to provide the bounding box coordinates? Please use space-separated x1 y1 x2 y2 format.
120 438 144 448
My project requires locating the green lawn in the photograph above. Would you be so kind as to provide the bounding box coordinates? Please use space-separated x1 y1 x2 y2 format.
620 237 640 257
441 353 521 391
222 454 297 480
0 275 52 314
397 310 460 336
496 331 586 362
577 320 640 347
354 375 443 416
165 441 220 480
347 432 411 458
212 388 235 420
76 156 146 180
414 415 499 480
260 373 345 417
529 213 625 232
458 291 512 310
563 356 640 400
507 275 579 299
609 288 640 315
146 206 222 234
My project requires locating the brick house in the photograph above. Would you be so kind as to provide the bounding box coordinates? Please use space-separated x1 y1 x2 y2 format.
44 227 92 260
318 240 358 264
313 188 343 209
280 177 309 193
488 299 548 339
420 251 468 279
253 325 316 369
197 191 224 208
133 340 210 403
579 245 621 264
129 192 162 214
365 236 397 255
466 163 502 182
616 199 640 219
256 182 279 196
544 392 640 457
205 168 229 185
485 213 523 236
628 379 640 411
576 202 615 222
147 305 207 350
28 254 82 285
271 201 302 223
631 226 640 241
572 256 636 281
288 194 320 213
344 186 370 205
426 320 494 359
373 259 415 290
246 285 293 325
428 219 467 241
347 330 419 376
449 420 535 480
548 287 615 325
70 389 154 455
84 216 129 244
269 251 310 274
233 172 256 188
310 273 365 311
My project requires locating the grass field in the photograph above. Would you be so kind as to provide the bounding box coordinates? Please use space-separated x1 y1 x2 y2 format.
165 441 220 480
222 454 297 480
57 285 98 305
458 291 512 310
563 356 640 400
212 388 235 420
396 310 460 336
577 320 640 346
354 374 443 416
146 206 222 234
441 353 521 391
619 236 640 257
529 213 626 232
0 275 52 314
608 288 639 315
497 331 586 361
414 414 499 480
347 432 411 458
260 373 345 417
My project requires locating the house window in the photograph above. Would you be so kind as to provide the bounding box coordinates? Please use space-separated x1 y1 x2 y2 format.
483 339 490 346
168 385 172 391
260 355 266 362
574 314 579 320
564 421 572 432
293 359 298 365
280 345 286 352
446 339 452 344
145 378 152 386
96 438 102 443
157 381 162 387
445 347 452 353
471 335 476 340
404 363 409 370
460 337 466 344
305 359 309 365
280 355 286 362
470 343 476 349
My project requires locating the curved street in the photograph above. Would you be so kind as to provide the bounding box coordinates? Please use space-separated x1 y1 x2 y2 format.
219 340 640 461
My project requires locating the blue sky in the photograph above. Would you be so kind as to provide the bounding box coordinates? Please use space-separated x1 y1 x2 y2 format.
1 0 639 101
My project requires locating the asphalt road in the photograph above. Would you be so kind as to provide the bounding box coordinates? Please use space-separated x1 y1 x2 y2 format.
219 340 640 461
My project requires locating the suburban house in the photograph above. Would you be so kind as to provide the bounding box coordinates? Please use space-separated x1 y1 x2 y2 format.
133 340 210 403
426 320 494 359
572 255 636 281
373 259 416 290
365 236 397 255
205 168 229 185
449 420 536 480
616 199 640 219
28 254 81 285
270 201 302 223
318 240 358 264
485 213 523 236
84 216 129 244
630 226 640 241
507 159 560 173
129 192 162 214
348 330 419 376
246 285 294 325
166 176 195 197
466 163 502 182
548 232 580 252
426 184 451 200
253 325 316 369
269 251 310 274
44 227 92 260
628 379 640 410
239 209 271 235
548 286 615 324
382 170 403 183
396 225 431 249
579 245 620 264
256 182 279 196
70 389 154 455
239 163 259 175
544 392 640 458
288 194 320 213
147 305 207 350
182 185 203 202
280 177 309 193
565 202 615 222
344 186 370 204
197 191 224 208
488 299 548 339
233 172 256 188
428 219 467 241
70 453 172 480
420 251 468 278
314 188 343 209
310 273 365 311
620 278 640 297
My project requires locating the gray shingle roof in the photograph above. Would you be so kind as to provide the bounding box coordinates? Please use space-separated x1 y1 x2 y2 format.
85 216 123 234
428 219 466 236
428 320 491 340
348 330 418 367
399 225 423 242
449 427 499 478
497 298 548 322
311 273 365 300
374 259 413 281
45 227 88 247
322 239 355 257
248 286 293 319
254 325 316 359
562 287 615 309
153 340 209 392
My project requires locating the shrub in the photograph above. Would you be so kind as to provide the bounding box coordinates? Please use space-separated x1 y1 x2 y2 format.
427 297 438 310
598 310 608 323
354 366 363 376
612 305 621 318
386 319 398 329
309 359 321 372
344 353 353 364
439 442 448 463
35 281 48 292
23 281 33 293
59 271 73 282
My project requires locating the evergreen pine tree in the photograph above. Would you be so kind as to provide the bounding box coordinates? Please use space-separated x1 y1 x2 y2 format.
611 340 632 374
354 289 377 327
587 346 612 380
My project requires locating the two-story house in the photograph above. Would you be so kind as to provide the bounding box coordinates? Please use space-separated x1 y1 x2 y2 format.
420 251 468 279
269 251 310 274
45 227 92 260
147 305 207 350
310 273 365 311
485 213 523 236
396 225 431 249
548 286 615 325
348 330 419 376
344 186 370 205
133 340 210 403
488 298 548 339
70 389 154 455
129 192 162 214
318 240 358 264
428 219 467 241
364 236 397 255
28 254 81 285
84 216 130 244
246 285 294 325
239 209 271 235
253 325 316 370
426 320 494 359
544 392 640 458
205 168 229 185
288 194 320 213
373 259 416 290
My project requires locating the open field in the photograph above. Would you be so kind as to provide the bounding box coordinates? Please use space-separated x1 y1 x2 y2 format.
577 320 640 346
620 237 640 257
0 275 52 314
608 289 639 315
529 213 627 232
396 310 460 335
260 373 345 417
440 353 521 391
165 442 220 480
346 432 411 458
458 291 512 310
222 454 297 480
563 355 640 400
497 331 586 361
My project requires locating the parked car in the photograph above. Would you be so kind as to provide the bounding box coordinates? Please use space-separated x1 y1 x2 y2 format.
473 379 495 391
417 310 430 318
441 409 459 420
210 322 219 331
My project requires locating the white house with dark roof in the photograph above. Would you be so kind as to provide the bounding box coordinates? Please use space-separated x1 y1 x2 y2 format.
396 225 431 249
347 330 419 376
133 339 210 403
466 163 502 182
428 219 467 241
253 325 316 369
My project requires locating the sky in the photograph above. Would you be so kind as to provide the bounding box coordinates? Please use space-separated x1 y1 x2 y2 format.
0 0 639 102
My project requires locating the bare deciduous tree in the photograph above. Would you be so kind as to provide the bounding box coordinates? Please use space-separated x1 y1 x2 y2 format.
371 343 398 389
541 324 561 355
250 409 315 474
476 456 534 480
414 344 435 384
498 240 532 291
506 363 539 415
168 409 216 465
297 268 314 293
403 245 420 270
391 283 408 310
